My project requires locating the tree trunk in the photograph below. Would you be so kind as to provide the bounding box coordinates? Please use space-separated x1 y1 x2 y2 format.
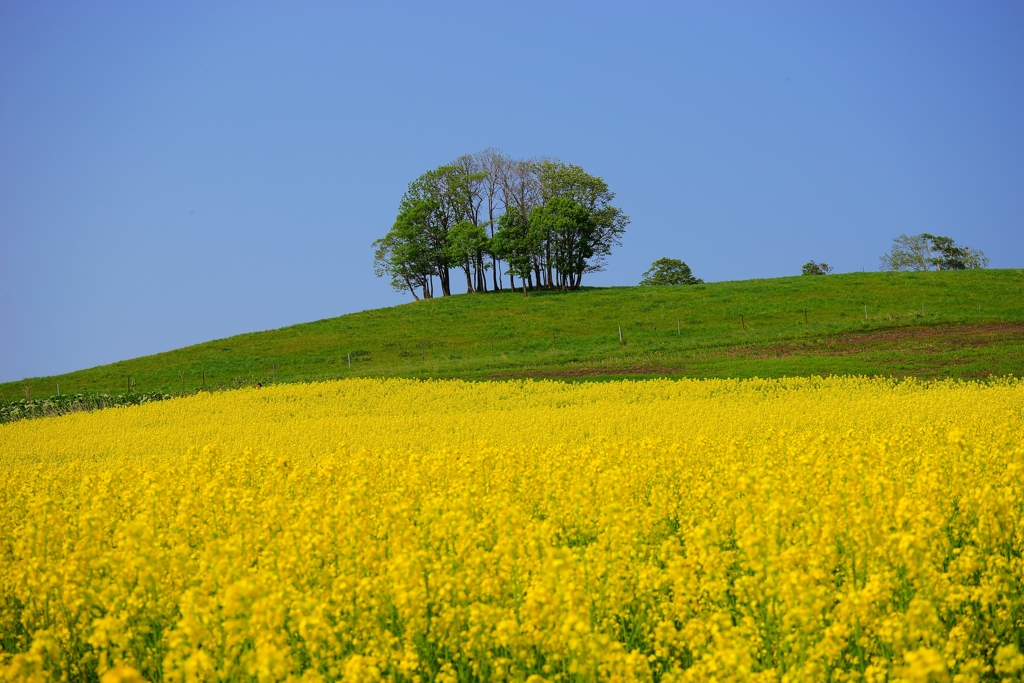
476 251 487 292
546 242 554 290
487 203 501 291
463 258 474 293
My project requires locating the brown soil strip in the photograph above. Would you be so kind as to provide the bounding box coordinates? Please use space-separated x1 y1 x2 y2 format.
721 322 1024 360
488 365 682 380
488 322 1022 378
823 321 1023 345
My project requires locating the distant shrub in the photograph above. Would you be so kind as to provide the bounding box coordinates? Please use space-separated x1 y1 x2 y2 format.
640 258 703 286
802 261 834 276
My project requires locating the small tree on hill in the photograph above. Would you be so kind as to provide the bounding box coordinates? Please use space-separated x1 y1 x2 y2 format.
639 258 703 286
880 233 988 271
801 261 833 276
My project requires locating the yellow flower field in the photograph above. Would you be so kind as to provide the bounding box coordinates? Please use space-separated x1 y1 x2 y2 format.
1 377 1023 682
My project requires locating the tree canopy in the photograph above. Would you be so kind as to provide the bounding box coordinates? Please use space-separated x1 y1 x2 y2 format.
801 261 833 276
880 234 989 272
639 258 703 286
374 151 629 298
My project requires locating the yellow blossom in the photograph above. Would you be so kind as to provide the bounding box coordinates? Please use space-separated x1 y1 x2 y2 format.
1 377 1022 681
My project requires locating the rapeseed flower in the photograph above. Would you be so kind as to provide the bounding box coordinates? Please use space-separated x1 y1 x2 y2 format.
0 377 1021 681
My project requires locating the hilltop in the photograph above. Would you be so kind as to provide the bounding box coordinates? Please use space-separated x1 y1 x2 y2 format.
3 269 1023 401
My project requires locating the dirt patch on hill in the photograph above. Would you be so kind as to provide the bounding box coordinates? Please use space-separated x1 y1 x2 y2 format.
486 322 1022 380
488 364 682 380
825 321 1023 346
722 322 1024 360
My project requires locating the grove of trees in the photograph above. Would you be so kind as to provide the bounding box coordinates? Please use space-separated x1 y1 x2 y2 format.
373 150 629 298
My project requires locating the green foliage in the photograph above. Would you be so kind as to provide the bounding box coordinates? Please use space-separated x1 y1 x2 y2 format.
537 161 629 276
447 220 490 293
640 258 703 286
1 392 172 424
7 270 1023 402
492 206 538 294
373 164 485 298
880 233 989 272
373 199 436 299
802 261 833 276
529 197 595 290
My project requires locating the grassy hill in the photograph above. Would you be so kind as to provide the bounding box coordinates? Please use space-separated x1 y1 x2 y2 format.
4 269 1024 401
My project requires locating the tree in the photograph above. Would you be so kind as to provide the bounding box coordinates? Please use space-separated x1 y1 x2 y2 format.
879 234 932 271
451 154 491 292
639 258 703 286
528 197 596 290
801 261 833 276
474 148 510 291
880 233 989 271
372 199 437 299
396 167 462 296
927 235 989 270
376 164 483 298
496 157 543 290
491 206 537 296
372 232 422 300
538 162 629 286
447 220 490 293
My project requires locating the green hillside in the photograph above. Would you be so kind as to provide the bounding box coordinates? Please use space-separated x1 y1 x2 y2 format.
5 269 1024 400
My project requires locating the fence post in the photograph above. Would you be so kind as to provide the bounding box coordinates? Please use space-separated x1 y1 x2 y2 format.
618 326 623 343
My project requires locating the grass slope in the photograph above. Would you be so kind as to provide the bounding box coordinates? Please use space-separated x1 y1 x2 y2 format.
5 269 1024 399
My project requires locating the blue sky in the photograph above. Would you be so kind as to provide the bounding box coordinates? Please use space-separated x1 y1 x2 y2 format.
2 1 1022 383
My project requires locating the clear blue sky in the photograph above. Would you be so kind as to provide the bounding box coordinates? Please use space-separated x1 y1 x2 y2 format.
2 2 1022 383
